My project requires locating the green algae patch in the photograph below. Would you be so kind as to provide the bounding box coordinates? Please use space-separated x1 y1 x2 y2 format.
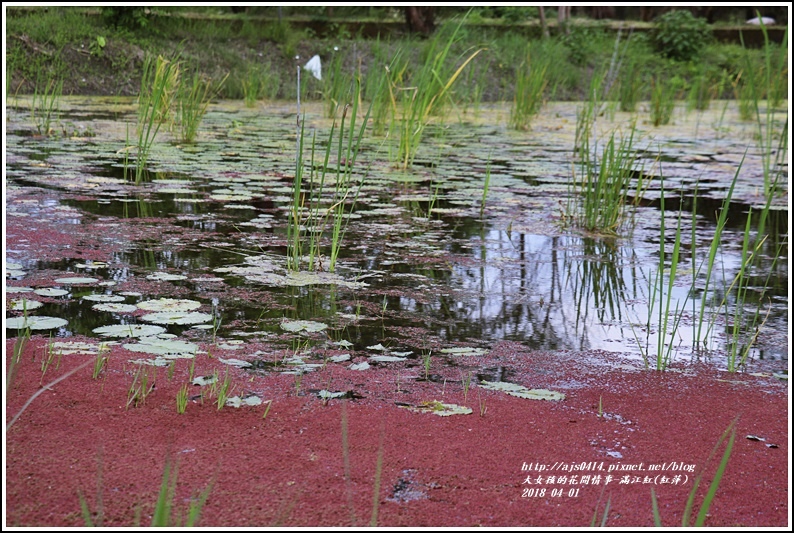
6 316 68 330
479 381 566 401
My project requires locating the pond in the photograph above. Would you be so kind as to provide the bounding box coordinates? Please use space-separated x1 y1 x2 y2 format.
4 96 789 379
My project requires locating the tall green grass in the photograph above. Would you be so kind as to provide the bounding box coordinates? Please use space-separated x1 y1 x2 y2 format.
31 76 63 135
288 74 383 272
176 70 227 143
391 15 482 168
133 54 180 183
569 124 645 235
649 75 678 126
509 47 548 130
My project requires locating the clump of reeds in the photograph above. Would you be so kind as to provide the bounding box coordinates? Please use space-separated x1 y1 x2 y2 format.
510 47 548 130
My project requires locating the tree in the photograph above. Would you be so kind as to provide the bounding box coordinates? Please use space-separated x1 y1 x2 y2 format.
404 7 435 35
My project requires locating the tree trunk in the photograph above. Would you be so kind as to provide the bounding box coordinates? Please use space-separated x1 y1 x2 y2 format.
404 7 435 36
538 6 549 39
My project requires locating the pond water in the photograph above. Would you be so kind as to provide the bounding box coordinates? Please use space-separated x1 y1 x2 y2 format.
4 97 789 376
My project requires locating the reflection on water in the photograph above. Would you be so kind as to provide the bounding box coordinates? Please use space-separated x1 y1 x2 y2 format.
5 100 788 373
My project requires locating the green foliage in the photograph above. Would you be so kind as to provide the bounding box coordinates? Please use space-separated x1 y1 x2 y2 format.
510 47 548 130
650 10 711 61
101 7 151 30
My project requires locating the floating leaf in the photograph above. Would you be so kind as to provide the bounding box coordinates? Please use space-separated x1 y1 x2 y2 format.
349 362 370 371
140 311 213 325
219 358 253 368
93 303 138 313
34 288 69 297
137 298 201 312
225 395 263 407
55 277 99 284
6 315 68 330
9 298 43 311
280 319 327 333
83 294 125 303
479 380 565 401
123 337 199 358
93 324 166 338
146 272 188 281
404 401 472 416
440 347 488 357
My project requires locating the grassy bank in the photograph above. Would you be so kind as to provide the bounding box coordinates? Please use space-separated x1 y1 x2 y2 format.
5 6 787 106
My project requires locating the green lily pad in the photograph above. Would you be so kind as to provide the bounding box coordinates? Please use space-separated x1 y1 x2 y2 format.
9 298 43 311
93 324 166 338
440 347 488 357
140 312 213 325
83 294 125 303
479 381 566 401
225 395 263 407
34 288 69 297
280 319 328 333
404 400 473 416
55 277 99 284
123 337 199 358
6 315 68 330
137 298 201 312
93 303 138 313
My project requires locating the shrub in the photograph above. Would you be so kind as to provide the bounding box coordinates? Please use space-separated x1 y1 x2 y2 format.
650 10 712 61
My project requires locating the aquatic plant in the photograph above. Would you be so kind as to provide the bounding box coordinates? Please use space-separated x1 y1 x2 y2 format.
126 364 156 409
7 327 30 402
176 69 227 144
617 58 641 112
30 76 62 135
510 47 548 130
570 124 645 235
133 54 180 183
176 383 189 414
391 15 483 168
288 74 382 273
649 75 678 126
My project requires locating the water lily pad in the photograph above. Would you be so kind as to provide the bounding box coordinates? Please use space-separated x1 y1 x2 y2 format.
317 390 346 400
93 324 166 338
140 312 213 325
404 401 473 416
6 315 68 330
479 381 565 401
146 272 188 281
123 337 199 358
34 288 69 297
369 355 408 362
440 347 489 357
93 303 138 313
75 261 108 269
55 276 99 284
137 298 201 312
6 286 34 294
330 353 351 363
9 298 43 311
225 395 263 407
280 319 327 333
193 375 218 386
349 362 370 371
49 341 113 355
83 294 125 303
219 358 253 368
